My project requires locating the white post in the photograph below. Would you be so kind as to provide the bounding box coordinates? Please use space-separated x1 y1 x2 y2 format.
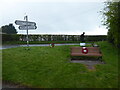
26 15 29 48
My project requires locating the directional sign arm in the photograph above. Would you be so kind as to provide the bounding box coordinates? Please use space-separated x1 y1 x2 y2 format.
18 25 37 30
15 20 36 26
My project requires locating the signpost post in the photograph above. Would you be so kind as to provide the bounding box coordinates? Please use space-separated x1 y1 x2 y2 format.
26 16 29 48
15 16 37 49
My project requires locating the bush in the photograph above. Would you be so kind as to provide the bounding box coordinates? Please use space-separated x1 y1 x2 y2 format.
2 34 19 42
85 35 107 42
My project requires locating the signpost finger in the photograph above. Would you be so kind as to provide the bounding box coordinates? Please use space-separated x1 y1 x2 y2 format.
19 25 37 30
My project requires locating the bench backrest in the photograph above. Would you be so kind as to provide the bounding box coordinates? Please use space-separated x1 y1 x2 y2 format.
71 47 101 54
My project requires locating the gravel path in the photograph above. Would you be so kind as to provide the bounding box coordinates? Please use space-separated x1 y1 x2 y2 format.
2 81 30 89
70 60 105 70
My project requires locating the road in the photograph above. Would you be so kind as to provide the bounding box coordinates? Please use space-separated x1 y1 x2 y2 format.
1 43 80 50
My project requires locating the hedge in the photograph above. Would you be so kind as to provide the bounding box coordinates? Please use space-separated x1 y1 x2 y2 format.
2 34 107 42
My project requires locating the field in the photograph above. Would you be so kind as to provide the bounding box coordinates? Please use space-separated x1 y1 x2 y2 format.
2 41 118 88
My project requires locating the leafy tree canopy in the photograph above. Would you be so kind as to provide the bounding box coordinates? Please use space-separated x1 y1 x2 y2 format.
1 23 17 34
102 1 120 47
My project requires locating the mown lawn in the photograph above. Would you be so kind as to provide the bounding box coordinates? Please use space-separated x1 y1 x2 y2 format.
2 41 118 88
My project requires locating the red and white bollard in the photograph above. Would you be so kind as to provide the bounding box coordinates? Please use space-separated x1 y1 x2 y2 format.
50 43 54 48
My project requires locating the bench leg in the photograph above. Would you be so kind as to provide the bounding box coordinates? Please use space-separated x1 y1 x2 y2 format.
98 57 102 62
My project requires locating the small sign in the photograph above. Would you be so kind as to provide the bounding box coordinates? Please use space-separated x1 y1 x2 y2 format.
15 20 36 26
19 25 37 30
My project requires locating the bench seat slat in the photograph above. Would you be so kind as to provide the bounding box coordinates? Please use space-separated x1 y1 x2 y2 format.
71 53 102 56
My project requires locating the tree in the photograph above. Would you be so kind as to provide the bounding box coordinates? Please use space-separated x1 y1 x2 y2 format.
102 1 120 48
0 27 2 33
1 23 17 34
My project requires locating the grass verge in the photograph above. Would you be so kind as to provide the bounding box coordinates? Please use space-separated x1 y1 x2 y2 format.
2 41 118 88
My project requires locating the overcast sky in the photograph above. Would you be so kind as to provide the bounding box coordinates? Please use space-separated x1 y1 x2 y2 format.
0 0 108 35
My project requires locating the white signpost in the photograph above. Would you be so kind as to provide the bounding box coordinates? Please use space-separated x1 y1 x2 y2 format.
15 16 37 49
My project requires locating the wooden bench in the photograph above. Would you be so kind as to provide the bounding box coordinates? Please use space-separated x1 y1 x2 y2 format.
71 47 102 60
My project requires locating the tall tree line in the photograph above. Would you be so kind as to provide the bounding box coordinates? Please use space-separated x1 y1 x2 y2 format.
102 1 120 47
